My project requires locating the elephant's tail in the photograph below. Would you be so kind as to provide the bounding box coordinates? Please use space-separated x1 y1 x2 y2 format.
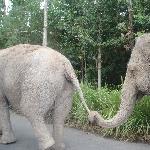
64 60 90 114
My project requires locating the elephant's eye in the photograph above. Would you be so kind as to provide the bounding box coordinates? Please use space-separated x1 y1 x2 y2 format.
128 65 137 78
130 70 135 76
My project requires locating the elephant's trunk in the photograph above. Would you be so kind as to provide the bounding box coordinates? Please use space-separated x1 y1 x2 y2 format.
89 75 137 128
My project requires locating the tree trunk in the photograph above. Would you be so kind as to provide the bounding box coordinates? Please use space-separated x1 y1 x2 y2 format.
126 0 134 50
97 48 101 89
2 0 7 16
42 0 48 47
81 56 84 83
127 0 133 30
84 50 87 82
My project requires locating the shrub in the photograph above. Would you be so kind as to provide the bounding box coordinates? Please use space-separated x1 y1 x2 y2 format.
67 84 150 142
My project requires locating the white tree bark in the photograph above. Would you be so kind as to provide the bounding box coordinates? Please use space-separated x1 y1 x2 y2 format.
42 0 48 47
127 0 133 31
3 0 7 16
126 0 134 50
97 48 101 89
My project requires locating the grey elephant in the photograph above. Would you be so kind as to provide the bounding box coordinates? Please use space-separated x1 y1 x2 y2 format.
89 33 150 128
0 44 90 150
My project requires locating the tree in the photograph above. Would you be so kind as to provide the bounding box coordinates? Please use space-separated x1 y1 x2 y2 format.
43 0 48 47
125 0 134 50
127 0 133 33
47 0 130 86
0 0 43 48
2 0 6 16
1 0 149 86
97 48 101 89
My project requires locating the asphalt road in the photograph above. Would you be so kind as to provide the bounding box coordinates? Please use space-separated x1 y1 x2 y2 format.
0 113 149 150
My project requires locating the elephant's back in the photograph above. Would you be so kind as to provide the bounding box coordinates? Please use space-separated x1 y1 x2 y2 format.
1 44 68 65
2 44 68 84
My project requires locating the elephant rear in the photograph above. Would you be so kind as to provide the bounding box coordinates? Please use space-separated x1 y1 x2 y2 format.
0 44 89 150
0 44 75 113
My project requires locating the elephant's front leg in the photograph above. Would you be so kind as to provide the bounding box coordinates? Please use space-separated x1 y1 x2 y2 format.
0 95 16 144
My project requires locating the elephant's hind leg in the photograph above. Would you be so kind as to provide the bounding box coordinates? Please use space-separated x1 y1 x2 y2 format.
0 94 16 144
28 115 55 150
20 91 55 150
53 85 73 150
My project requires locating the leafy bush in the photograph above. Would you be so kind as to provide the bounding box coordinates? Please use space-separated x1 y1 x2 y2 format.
67 84 150 142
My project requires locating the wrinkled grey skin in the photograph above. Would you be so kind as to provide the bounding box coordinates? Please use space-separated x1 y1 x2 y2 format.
0 44 86 150
89 33 150 128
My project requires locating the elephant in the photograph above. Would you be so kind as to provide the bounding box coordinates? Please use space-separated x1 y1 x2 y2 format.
0 44 90 150
88 33 150 128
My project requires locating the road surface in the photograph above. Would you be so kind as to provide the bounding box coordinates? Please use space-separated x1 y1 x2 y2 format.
0 113 149 150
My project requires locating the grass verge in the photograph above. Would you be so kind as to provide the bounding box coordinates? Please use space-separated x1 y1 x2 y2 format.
66 84 150 143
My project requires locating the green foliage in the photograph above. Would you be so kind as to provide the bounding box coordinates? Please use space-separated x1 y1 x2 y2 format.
47 0 130 85
0 0 43 48
69 84 150 141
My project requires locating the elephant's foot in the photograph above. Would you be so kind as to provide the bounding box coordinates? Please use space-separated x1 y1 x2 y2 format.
45 143 65 150
0 133 16 144
50 143 65 150
39 138 55 150
45 147 55 150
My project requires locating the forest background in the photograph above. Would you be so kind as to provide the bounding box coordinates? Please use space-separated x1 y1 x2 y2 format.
1 0 150 87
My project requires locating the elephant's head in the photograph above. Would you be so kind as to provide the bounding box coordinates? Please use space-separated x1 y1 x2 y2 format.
88 33 150 128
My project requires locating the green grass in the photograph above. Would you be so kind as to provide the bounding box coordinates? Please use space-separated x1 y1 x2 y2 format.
67 84 150 142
